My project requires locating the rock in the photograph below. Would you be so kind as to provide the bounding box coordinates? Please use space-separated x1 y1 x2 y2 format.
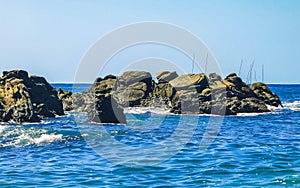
28 76 64 117
224 73 256 99
169 73 209 92
89 75 116 95
116 71 152 89
154 82 176 100
113 71 153 107
64 75 127 124
114 82 148 106
87 94 126 124
18 70 281 123
172 90 199 114
208 73 223 85
237 97 270 113
0 70 64 123
156 71 178 83
58 88 73 111
0 78 39 123
251 82 282 107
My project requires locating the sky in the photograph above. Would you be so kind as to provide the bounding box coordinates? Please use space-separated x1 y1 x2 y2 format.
0 0 299 83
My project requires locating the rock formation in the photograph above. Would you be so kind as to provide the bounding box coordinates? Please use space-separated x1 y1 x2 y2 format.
60 71 282 123
1 70 280 124
0 70 64 123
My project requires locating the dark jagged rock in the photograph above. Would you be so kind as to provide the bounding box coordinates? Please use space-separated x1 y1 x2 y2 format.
87 94 126 124
64 74 127 124
0 70 64 123
251 82 282 107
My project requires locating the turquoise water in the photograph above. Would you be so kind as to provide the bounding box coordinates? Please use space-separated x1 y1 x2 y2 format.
0 84 300 187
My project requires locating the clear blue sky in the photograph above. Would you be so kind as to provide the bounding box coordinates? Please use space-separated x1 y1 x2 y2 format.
0 0 299 83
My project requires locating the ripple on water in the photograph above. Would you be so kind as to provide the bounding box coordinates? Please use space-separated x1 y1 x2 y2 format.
1 87 300 187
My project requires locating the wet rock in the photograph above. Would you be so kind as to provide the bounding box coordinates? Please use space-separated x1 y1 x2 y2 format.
87 94 126 124
251 82 282 107
0 70 64 123
58 88 73 111
58 71 282 122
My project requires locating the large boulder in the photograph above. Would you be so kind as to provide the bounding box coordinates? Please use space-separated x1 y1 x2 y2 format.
154 82 176 100
0 70 64 123
169 73 209 93
0 78 39 123
87 94 126 124
114 82 149 106
64 75 127 124
89 75 117 95
251 82 282 107
171 90 199 114
116 71 152 89
223 73 256 99
113 71 153 107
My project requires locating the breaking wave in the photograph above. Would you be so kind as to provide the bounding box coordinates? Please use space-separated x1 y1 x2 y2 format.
0 125 63 148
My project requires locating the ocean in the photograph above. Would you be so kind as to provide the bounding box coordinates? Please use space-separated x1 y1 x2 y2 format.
0 84 299 187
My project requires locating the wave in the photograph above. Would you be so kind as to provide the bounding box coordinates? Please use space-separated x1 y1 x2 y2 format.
282 101 300 111
124 107 172 115
0 125 63 148
124 101 300 117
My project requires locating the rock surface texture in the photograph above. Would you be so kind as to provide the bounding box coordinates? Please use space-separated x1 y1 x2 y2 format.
3 70 280 124
0 70 64 123
61 71 282 124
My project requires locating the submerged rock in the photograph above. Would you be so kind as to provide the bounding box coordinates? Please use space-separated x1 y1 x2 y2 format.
0 70 64 123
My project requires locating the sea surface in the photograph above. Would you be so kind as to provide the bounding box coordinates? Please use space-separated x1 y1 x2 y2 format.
0 84 300 187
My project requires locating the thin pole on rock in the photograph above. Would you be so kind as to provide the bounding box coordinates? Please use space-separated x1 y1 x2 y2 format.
238 59 243 76
246 60 255 85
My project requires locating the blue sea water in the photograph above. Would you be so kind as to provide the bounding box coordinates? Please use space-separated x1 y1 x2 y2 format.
0 84 300 187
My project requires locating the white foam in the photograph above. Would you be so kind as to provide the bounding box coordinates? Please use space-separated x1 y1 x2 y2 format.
0 126 63 148
282 101 300 111
33 134 63 144
236 112 270 117
0 125 7 134
124 107 171 115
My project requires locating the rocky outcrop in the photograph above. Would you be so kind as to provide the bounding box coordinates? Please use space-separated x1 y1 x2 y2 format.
59 71 282 123
251 82 282 107
0 70 64 123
